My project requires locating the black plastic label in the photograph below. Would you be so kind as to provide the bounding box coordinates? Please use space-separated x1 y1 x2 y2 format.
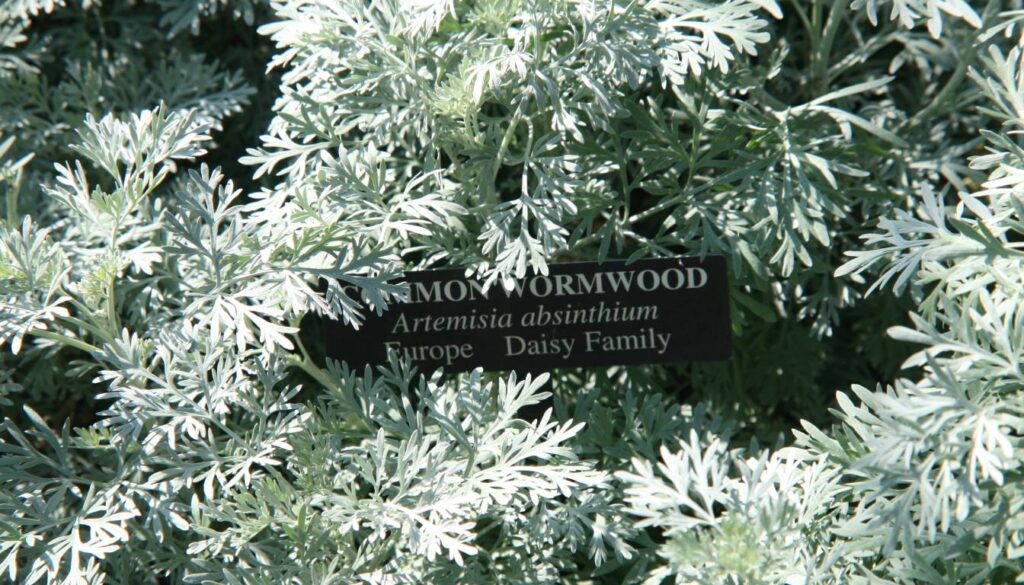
322 256 730 372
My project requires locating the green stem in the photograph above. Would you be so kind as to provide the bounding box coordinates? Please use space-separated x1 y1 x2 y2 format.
909 38 980 126
60 305 115 344
28 329 102 354
789 0 815 45
286 355 374 432
811 0 822 47
290 319 315 365
680 77 709 199
106 278 120 334
290 317 376 433
613 131 631 222
814 0 851 90
288 355 335 390
492 100 529 186
5 170 19 228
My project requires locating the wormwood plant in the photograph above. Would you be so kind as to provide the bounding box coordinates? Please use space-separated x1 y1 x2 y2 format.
0 0 1022 583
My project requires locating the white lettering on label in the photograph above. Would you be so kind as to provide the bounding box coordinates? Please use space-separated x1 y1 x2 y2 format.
391 310 513 333
605 271 634 293
529 276 553 297
662 268 685 290
584 328 671 354
403 265 710 303
384 341 474 365
686 267 707 289
504 334 575 359
637 269 659 291
444 280 468 302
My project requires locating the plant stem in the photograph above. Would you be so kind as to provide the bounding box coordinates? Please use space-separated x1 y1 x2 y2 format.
909 37 980 126
288 354 336 392
789 0 815 46
287 323 373 427
29 329 102 354
814 0 852 91
5 170 20 228
492 99 529 187
106 278 120 334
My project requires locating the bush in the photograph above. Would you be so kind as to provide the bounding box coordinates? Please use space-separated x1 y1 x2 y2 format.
0 0 1022 583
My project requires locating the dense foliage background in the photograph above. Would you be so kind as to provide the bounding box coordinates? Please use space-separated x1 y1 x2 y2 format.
1 0 1022 583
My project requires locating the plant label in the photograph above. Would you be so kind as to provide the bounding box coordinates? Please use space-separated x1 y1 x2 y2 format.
322 256 731 372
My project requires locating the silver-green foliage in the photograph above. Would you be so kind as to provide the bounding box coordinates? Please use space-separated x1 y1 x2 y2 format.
0 0 1022 584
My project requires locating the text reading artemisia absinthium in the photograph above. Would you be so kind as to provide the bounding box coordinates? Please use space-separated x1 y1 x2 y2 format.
381 264 709 366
